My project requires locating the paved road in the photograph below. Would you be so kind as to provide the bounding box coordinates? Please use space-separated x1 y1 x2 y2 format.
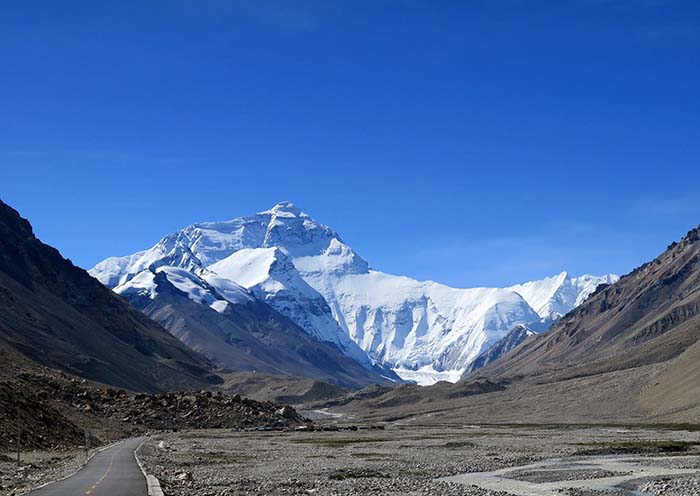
28 437 148 496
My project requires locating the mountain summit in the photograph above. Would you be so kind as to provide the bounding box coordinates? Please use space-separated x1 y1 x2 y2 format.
91 202 616 385
260 201 308 218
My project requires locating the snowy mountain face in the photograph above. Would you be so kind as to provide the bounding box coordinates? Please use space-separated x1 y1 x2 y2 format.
508 272 619 321
462 271 617 378
92 202 377 371
300 269 541 385
90 201 616 386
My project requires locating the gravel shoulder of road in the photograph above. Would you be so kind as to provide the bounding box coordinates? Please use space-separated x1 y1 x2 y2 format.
0 449 85 496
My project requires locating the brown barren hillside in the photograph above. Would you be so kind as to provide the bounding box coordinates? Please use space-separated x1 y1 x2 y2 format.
475 226 700 380
339 226 700 424
0 198 220 393
458 225 700 421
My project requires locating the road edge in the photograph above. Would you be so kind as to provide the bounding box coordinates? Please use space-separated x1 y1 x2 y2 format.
19 440 121 495
134 437 165 496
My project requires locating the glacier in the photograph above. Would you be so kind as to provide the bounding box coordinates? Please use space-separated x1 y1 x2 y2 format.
90 201 617 385
507 272 619 321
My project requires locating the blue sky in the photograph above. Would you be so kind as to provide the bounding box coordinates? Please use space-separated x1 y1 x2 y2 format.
2 1 699 287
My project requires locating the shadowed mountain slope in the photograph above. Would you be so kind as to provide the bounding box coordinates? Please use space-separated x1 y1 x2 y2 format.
0 199 220 393
123 271 399 388
463 324 537 375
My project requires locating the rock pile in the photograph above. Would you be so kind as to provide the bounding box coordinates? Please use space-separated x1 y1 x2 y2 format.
1 368 310 450
106 390 308 430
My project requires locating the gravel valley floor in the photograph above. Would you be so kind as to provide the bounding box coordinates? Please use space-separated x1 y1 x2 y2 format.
136 422 700 496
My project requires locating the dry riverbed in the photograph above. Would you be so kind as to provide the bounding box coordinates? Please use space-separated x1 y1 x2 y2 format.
136 423 700 495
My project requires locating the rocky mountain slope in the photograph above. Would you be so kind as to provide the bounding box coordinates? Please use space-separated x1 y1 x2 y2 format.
0 199 220 393
0 346 88 450
219 371 350 404
462 324 537 374
449 225 700 421
476 226 700 382
119 268 398 388
91 201 615 385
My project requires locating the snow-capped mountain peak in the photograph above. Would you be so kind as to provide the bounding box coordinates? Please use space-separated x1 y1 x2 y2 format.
113 264 253 315
508 271 619 320
260 200 309 219
90 202 618 385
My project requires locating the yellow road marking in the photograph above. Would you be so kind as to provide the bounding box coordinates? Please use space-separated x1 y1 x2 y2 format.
84 451 116 494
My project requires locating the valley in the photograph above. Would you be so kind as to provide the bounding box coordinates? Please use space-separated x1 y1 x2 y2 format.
4 3 699 494
3 197 700 495
131 422 700 496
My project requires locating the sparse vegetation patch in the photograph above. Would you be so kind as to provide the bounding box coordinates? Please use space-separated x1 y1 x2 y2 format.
328 468 388 480
292 437 389 447
575 440 700 455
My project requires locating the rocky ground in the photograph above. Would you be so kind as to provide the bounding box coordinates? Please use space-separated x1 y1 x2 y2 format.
0 369 309 495
135 422 700 495
0 367 309 452
17 370 308 432
0 449 85 496
637 476 700 495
